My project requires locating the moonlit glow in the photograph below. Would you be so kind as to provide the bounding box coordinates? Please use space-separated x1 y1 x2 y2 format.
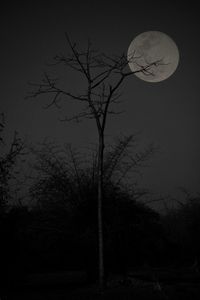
127 31 179 82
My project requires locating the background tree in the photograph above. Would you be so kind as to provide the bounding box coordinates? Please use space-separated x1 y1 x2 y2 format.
28 136 161 278
0 113 27 294
162 191 200 268
0 113 25 211
29 134 157 208
27 33 162 287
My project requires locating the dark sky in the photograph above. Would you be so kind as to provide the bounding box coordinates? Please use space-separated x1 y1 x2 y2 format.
1 1 200 203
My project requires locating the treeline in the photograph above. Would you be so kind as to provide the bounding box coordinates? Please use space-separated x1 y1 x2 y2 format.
1 182 200 288
0 117 200 289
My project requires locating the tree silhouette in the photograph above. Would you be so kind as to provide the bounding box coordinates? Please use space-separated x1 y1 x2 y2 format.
27 33 162 288
0 114 25 211
29 135 156 209
162 191 200 268
28 137 161 278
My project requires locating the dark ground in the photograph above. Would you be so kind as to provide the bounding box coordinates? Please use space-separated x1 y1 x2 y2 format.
3 269 200 300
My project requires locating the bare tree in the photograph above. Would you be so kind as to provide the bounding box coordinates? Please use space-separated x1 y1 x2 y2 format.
27 33 162 288
29 134 157 209
0 114 26 210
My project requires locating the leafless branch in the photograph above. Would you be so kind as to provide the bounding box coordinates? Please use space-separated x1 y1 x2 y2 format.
26 34 163 137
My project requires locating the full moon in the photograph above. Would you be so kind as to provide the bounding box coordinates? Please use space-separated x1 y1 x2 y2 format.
127 31 179 82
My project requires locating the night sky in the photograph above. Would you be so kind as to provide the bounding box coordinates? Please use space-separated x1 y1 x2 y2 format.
1 1 200 204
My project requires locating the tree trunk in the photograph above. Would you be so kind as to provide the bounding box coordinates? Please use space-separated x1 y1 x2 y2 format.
97 132 105 289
